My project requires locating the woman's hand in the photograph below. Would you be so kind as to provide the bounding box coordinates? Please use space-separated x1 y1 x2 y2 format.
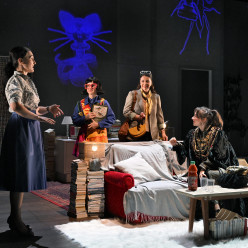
140 112 145 119
38 116 56 124
199 170 207 178
135 112 145 121
169 137 178 146
161 129 168 141
88 120 99 129
49 104 64 118
11 102 56 122
85 112 96 120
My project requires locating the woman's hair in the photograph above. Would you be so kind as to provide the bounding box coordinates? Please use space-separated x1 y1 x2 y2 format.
5 46 31 79
81 76 104 95
194 106 223 129
136 71 156 93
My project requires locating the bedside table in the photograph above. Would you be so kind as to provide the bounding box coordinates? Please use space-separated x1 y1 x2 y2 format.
55 138 76 183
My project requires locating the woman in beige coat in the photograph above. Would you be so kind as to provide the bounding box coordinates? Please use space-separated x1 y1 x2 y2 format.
123 71 168 141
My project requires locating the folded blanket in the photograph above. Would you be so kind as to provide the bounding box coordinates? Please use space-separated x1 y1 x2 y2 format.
124 180 190 221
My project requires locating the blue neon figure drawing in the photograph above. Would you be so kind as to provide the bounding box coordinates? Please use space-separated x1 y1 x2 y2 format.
171 0 220 55
48 11 112 86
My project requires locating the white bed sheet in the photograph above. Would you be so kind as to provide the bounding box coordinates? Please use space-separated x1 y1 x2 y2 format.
102 141 190 221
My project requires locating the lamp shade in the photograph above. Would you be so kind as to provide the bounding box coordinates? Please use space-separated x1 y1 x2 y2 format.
78 142 105 160
61 116 73 125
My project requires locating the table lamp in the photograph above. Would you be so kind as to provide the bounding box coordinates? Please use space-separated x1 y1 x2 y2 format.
78 142 105 170
61 116 73 139
89 144 102 171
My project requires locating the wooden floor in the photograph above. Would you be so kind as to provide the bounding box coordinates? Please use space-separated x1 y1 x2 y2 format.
0 190 92 248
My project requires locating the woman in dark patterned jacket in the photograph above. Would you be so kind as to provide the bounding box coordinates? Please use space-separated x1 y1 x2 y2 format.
169 106 238 213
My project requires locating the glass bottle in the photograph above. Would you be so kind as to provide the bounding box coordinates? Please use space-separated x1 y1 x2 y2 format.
188 161 198 191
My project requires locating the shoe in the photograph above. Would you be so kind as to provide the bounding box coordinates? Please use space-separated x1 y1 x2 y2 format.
7 216 34 236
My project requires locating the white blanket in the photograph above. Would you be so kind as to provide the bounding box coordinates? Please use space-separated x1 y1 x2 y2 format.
102 141 190 221
103 142 173 180
103 141 187 176
124 181 190 221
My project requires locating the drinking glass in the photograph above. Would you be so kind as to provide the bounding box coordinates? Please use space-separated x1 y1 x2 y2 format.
207 179 215 192
200 177 208 191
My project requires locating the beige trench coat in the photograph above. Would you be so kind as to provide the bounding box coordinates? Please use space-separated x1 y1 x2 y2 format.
123 89 165 140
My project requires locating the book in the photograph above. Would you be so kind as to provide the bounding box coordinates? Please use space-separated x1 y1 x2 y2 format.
87 194 105 200
92 104 108 122
68 211 88 218
68 159 89 219
86 169 105 217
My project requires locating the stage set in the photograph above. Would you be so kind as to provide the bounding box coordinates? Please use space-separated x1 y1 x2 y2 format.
1 0 248 247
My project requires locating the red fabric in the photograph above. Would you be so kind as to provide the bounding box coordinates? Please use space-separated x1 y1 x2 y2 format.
104 171 134 219
125 212 178 224
73 125 87 157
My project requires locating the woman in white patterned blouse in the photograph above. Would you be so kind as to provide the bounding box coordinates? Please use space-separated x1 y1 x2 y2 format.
0 46 64 236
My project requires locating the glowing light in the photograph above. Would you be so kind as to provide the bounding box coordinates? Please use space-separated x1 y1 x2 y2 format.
92 145 98 152
48 11 112 86
171 0 220 55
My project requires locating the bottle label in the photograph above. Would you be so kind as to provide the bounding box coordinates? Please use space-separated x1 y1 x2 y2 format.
188 176 198 190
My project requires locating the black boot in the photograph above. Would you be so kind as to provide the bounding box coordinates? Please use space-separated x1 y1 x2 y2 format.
9 192 34 236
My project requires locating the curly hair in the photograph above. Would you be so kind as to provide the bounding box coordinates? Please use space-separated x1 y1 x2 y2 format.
194 106 223 129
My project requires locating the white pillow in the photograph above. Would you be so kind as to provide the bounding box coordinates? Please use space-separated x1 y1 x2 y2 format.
114 152 162 186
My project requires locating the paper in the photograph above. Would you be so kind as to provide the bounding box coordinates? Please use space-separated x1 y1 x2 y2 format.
92 104 108 122
45 128 55 133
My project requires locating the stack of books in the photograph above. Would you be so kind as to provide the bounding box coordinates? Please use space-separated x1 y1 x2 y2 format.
86 170 105 217
68 159 88 218
108 119 121 138
43 129 56 181
209 208 248 240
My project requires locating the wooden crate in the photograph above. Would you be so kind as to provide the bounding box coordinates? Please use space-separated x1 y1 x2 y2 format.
78 142 105 160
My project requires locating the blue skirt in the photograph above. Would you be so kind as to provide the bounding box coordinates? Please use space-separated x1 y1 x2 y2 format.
0 112 47 192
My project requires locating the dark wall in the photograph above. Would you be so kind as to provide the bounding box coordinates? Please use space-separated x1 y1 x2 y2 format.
224 0 248 156
0 0 118 136
0 0 224 140
117 0 224 139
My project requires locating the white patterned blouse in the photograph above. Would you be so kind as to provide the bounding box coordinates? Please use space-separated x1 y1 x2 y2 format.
5 71 40 112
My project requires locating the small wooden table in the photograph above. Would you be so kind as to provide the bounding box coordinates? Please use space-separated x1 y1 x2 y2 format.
55 138 76 182
175 186 248 239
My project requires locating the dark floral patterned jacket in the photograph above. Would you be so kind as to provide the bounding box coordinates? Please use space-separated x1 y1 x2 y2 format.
173 127 239 174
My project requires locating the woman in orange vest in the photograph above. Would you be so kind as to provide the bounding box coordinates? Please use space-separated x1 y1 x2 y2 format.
72 77 116 157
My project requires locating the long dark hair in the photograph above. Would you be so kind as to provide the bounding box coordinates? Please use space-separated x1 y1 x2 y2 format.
81 76 104 96
5 46 31 79
194 106 223 129
136 72 156 93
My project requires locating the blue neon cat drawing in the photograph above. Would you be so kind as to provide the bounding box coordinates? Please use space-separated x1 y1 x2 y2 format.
171 0 220 55
48 11 112 87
